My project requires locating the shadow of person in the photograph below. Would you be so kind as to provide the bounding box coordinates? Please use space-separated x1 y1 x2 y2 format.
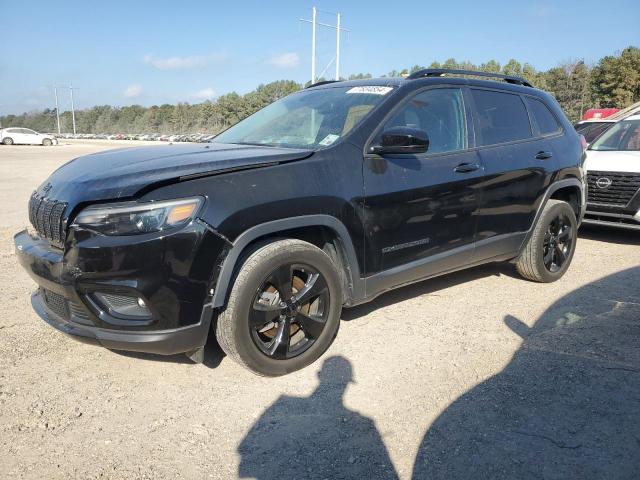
238 356 399 480
412 267 640 479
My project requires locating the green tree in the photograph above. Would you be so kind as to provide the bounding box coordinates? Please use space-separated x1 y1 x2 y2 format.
591 46 640 108
502 59 523 76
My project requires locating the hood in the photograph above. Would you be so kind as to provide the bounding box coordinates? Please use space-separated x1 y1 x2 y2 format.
585 149 640 173
38 142 313 204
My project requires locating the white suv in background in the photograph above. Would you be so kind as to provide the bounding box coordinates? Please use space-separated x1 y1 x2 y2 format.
0 128 58 146
583 114 640 230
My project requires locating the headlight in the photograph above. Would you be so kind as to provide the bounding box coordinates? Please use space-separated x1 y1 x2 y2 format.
73 197 203 236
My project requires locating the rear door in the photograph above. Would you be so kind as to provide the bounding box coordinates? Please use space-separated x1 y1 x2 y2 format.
362 86 483 280
469 88 559 260
6 128 25 144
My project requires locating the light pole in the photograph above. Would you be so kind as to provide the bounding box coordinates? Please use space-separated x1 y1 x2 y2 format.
69 83 78 135
53 86 61 134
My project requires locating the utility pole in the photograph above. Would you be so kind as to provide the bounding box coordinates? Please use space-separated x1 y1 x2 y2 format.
300 8 350 85
311 6 317 84
69 83 78 135
53 86 61 134
335 13 340 80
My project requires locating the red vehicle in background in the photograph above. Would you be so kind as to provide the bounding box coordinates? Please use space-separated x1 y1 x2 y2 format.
582 108 619 120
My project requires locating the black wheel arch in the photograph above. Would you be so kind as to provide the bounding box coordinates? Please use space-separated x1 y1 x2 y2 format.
518 177 585 254
211 215 364 309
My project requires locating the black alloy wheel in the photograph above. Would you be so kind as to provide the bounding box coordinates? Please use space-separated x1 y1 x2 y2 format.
250 263 330 359
542 213 573 273
216 239 343 376
516 199 578 283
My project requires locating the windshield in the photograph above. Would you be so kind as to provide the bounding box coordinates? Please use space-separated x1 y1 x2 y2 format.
212 85 394 149
590 119 640 151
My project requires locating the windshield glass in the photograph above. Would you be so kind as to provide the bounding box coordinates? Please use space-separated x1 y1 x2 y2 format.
212 86 394 149
590 119 640 151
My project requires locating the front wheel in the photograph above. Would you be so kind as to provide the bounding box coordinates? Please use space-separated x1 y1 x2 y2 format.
42 138 52 146
516 199 577 282
216 239 343 376
2 137 13 145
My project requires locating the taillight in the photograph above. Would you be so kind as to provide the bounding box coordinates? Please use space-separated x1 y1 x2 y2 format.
580 134 588 151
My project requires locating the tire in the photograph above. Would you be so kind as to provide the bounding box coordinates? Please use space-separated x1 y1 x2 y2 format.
2 137 13 145
42 138 52 146
216 239 343 376
516 199 577 283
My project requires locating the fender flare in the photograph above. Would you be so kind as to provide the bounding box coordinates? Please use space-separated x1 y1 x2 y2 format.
519 177 585 252
211 215 364 308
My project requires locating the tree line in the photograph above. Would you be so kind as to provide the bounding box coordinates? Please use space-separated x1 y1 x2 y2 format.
1 46 638 135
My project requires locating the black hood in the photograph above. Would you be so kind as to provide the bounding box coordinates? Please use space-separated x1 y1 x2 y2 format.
38 143 313 205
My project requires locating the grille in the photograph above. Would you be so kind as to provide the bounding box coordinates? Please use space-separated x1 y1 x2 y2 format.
41 288 90 322
28 193 67 248
41 289 69 319
586 171 640 207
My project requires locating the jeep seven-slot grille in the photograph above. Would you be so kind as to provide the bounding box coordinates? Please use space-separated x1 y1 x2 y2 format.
28 193 67 247
586 171 640 207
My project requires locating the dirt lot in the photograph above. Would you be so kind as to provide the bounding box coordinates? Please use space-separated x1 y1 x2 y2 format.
0 141 639 479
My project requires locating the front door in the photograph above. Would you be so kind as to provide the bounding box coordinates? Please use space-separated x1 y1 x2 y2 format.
361 87 483 290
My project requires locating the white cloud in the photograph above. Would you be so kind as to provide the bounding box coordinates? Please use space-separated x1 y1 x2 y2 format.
191 88 216 100
143 53 226 70
528 4 555 17
123 84 142 98
269 52 299 69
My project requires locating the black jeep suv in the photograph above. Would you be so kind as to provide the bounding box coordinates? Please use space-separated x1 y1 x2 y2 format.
15 69 585 376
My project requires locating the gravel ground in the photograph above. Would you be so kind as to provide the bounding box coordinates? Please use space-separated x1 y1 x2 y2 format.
0 141 638 479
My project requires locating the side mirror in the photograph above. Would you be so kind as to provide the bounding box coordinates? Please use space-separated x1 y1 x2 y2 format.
370 126 429 155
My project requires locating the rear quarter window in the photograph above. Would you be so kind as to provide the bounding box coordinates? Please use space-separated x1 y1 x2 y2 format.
525 97 562 136
471 89 532 146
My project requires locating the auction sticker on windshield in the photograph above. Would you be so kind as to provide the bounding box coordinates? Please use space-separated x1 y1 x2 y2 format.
346 86 393 95
319 134 340 146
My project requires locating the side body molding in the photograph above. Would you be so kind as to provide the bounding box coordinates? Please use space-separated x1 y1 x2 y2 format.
211 215 365 308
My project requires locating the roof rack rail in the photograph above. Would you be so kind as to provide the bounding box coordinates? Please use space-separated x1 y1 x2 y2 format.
305 79 343 89
407 68 533 88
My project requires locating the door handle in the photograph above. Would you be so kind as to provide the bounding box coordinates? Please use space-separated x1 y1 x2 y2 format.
453 163 480 173
535 151 553 160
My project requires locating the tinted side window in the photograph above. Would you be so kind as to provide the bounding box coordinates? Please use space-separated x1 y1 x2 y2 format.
525 97 561 135
471 89 531 146
382 88 467 154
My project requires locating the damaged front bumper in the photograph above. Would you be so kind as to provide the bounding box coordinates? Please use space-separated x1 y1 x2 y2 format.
14 219 230 355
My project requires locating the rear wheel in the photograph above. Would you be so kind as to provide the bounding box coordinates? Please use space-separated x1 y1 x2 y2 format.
216 239 343 376
42 138 52 146
516 199 577 282
2 137 13 145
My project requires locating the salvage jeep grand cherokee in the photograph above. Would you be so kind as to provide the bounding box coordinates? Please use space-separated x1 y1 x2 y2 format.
15 69 586 376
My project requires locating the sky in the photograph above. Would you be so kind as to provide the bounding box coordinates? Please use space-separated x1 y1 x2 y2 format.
1 0 638 115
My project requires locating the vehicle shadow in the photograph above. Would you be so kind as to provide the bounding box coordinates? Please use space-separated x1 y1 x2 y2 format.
237 356 400 480
412 267 640 479
110 336 225 368
578 224 640 245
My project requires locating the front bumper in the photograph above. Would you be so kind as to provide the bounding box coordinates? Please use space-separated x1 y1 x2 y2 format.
31 289 214 354
15 220 229 355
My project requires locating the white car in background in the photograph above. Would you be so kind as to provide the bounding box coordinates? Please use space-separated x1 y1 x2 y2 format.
0 128 58 146
583 114 640 230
